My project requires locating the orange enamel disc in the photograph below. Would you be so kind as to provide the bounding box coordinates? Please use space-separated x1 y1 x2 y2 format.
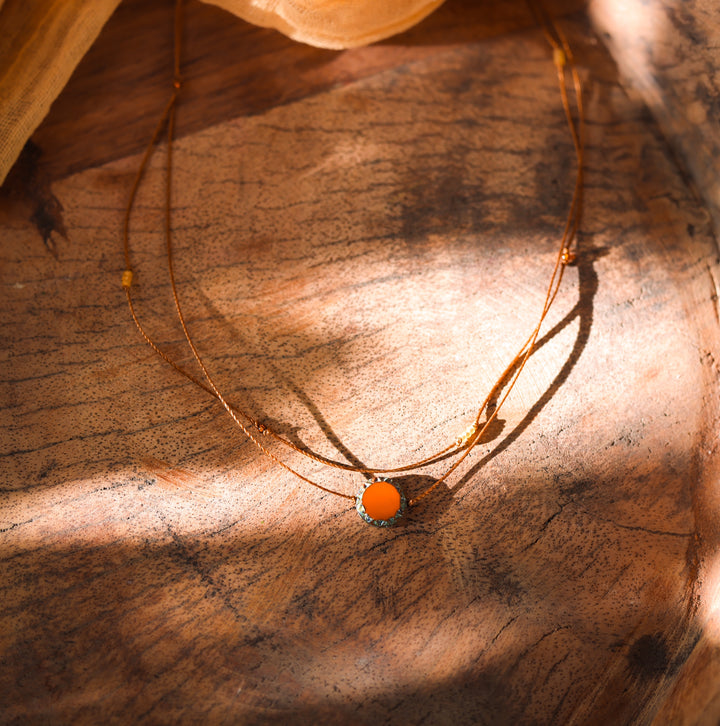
361 480 402 521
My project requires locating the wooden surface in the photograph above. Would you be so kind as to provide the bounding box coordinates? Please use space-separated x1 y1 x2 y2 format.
585 5 720 719
590 0 720 238
13 0 586 182
2 0 720 723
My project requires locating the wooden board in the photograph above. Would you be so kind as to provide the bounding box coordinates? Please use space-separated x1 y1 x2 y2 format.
590 0 720 238
2 1 720 724
17 0 587 182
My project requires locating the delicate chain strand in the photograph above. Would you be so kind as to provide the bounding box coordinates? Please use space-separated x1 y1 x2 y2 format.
120 0 479 483
409 7 586 506
122 0 584 509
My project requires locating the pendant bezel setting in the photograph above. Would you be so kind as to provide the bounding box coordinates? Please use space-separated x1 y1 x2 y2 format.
355 478 407 527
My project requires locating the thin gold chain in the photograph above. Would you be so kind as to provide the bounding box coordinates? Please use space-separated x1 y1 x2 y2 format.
121 0 584 509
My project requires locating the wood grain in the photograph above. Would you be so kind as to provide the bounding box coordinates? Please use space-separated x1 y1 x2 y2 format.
590 0 720 237
18 0 586 183
1 4 720 725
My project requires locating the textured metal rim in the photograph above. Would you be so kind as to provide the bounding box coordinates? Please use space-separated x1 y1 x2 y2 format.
355 479 407 527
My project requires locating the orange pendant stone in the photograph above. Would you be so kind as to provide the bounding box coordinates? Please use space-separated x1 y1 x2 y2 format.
356 479 407 526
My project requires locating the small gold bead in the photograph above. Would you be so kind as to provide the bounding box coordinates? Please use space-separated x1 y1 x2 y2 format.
121 270 133 288
561 248 576 265
456 423 478 446
553 48 566 68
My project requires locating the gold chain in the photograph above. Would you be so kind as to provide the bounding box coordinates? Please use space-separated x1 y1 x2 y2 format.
121 0 585 516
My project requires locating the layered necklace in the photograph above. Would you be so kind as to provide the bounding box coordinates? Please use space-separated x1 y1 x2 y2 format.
121 0 585 526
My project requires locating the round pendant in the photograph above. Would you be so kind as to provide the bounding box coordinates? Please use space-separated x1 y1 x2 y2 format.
356 479 407 527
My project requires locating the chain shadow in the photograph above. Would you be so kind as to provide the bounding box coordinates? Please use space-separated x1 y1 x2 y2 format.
446 241 607 502
265 362 454 521
256 239 604 522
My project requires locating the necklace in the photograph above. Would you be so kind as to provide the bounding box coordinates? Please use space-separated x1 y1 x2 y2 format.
121 0 585 527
